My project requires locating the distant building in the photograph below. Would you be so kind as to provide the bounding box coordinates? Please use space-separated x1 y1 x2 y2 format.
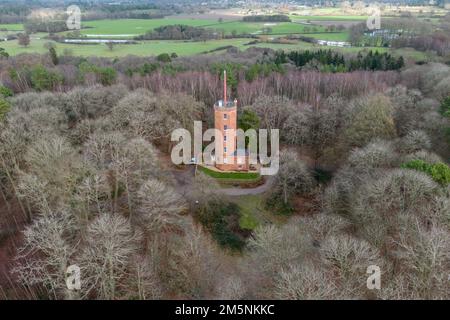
214 71 249 172
364 29 402 40
316 40 350 47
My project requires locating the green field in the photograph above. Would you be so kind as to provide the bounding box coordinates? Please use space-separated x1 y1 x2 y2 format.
201 21 326 35
0 15 431 60
78 18 328 37
290 15 368 21
306 32 349 41
0 23 23 31
1 36 426 59
0 38 258 56
79 18 217 37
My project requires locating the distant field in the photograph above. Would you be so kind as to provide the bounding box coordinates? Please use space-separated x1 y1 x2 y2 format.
201 21 326 35
0 23 23 31
80 18 217 37
0 13 432 60
306 32 349 41
290 15 368 21
0 36 430 60
78 18 329 37
0 38 254 57
249 41 388 54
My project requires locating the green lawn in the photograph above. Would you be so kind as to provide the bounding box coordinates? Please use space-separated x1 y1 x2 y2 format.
239 213 259 230
198 165 260 180
232 194 288 230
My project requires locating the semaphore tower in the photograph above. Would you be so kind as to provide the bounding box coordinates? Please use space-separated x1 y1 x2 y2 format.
214 70 248 171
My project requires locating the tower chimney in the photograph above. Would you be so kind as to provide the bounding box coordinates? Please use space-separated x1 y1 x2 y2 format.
223 70 227 106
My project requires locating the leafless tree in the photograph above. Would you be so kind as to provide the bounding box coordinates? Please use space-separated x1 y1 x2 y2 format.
136 178 187 235
397 130 431 154
272 150 315 205
165 225 224 299
13 211 78 299
275 263 338 299
78 213 142 299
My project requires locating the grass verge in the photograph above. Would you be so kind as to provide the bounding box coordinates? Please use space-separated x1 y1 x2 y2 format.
198 165 260 180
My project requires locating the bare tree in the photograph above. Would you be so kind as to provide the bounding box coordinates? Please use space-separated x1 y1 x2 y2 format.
275 263 337 299
319 234 384 298
136 178 187 235
18 33 30 47
13 211 78 299
215 276 245 300
166 225 224 298
78 213 142 299
397 130 431 154
271 150 315 205
105 42 114 51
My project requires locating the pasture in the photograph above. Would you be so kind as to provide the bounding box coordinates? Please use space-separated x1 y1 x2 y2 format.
0 10 434 60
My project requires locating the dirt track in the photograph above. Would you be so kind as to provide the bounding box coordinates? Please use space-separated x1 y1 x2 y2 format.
170 165 274 197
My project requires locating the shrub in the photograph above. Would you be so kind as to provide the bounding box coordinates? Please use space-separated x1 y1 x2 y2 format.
98 67 117 86
238 108 260 132
30 66 62 91
401 159 450 185
195 200 246 251
0 97 10 120
440 96 450 117
0 85 13 97
78 62 117 86
156 53 171 63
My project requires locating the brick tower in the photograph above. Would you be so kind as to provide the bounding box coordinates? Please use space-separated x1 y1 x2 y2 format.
214 70 248 171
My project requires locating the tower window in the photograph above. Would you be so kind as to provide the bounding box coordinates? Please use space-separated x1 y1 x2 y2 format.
224 135 227 141
224 113 228 119
224 125 228 130
224 147 227 153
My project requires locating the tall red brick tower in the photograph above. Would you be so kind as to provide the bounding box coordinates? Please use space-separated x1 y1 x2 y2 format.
214 70 238 171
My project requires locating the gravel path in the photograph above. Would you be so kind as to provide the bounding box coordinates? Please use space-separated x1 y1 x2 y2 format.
170 165 274 197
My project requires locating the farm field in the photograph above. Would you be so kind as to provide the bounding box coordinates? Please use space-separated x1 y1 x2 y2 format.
0 37 253 56
306 32 349 41
0 12 436 60
0 35 430 60
78 18 329 37
200 20 326 35
290 15 368 21
0 23 23 31
79 18 217 37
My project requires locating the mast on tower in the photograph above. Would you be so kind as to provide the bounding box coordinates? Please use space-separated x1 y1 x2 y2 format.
223 70 227 106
